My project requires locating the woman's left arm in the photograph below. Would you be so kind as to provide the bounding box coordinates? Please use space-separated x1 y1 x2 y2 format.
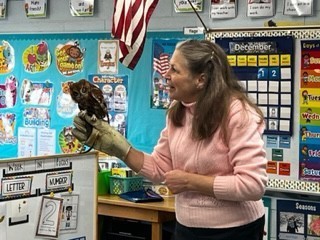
164 170 216 196
213 105 268 201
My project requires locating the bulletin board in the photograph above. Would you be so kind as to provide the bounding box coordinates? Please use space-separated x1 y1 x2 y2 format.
0 32 117 159
206 27 320 196
0 151 98 240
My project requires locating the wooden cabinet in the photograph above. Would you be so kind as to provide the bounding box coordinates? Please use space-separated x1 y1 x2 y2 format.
98 195 176 240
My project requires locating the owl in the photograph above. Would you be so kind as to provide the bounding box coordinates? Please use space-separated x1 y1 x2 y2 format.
69 79 110 123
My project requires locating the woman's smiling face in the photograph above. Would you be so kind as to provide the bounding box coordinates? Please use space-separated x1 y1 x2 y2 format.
164 50 202 103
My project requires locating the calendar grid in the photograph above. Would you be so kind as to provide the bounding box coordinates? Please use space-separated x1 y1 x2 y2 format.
215 36 294 135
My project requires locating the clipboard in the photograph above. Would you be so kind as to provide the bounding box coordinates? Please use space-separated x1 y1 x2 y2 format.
119 189 164 203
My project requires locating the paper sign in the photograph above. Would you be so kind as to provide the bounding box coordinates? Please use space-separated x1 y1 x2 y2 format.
247 0 275 18
24 0 47 18
283 0 313 16
70 0 94 16
0 0 7 19
210 0 237 19
279 162 291 176
267 161 277 174
174 0 203 12
272 148 283 161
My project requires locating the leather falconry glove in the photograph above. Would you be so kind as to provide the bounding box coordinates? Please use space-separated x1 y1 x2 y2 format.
72 114 131 160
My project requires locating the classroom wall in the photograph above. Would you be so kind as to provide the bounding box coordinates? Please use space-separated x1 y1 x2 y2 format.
2 0 320 33
2 2 320 240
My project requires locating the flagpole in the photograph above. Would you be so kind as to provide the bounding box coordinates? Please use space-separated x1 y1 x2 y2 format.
186 0 208 33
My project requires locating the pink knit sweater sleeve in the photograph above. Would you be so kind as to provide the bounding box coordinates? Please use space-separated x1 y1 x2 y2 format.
213 101 268 201
138 120 174 183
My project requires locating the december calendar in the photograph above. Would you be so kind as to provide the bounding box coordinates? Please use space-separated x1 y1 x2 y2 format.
216 36 294 136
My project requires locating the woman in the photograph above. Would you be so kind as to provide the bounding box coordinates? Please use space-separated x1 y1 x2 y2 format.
73 39 268 240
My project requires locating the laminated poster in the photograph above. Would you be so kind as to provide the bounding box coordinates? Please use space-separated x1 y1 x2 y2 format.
151 39 180 109
210 0 237 19
89 74 128 138
277 199 320 240
0 75 18 109
56 81 79 119
36 196 63 238
70 0 94 16
0 0 7 19
55 40 85 76
173 0 203 12
247 0 275 18
22 41 51 73
0 40 14 74
283 0 313 16
20 79 53 106
0 113 17 145
98 40 119 74
59 193 79 233
24 0 47 18
299 40 320 182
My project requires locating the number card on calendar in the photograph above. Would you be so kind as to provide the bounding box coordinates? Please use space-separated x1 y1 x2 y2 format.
216 36 294 135
36 196 63 238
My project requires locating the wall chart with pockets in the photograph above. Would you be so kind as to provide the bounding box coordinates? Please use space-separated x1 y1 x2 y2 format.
0 151 98 240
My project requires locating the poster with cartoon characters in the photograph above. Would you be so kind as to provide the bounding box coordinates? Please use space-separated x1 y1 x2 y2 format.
0 40 14 74
299 40 320 182
22 41 51 73
98 40 119 74
0 75 18 109
56 80 79 118
0 112 16 145
55 40 85 76
88 74 128 137
20 79 53 106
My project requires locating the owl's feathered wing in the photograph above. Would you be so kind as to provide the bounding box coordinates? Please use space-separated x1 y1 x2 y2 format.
89 86 109 122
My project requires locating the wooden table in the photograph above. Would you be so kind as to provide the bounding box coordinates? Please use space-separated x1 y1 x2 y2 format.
98 194 176 240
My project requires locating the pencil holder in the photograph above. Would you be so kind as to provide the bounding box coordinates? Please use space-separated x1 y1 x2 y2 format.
109 176 143 195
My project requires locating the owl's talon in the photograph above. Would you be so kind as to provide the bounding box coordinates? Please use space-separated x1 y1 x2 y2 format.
78 110 87 118
91 114 97 122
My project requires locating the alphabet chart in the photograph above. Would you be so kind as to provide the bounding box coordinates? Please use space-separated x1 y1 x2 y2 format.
215 36 294 136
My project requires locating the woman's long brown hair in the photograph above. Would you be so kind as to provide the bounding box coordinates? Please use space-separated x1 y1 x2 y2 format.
167 39 264 144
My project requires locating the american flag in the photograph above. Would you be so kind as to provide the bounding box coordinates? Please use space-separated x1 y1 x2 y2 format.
112 0 159 70
153 53 170 77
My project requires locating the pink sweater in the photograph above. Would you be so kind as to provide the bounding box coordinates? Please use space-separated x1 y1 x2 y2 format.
139 100 268 228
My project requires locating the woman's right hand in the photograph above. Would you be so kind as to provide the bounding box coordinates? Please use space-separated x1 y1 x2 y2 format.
72 113 131 160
